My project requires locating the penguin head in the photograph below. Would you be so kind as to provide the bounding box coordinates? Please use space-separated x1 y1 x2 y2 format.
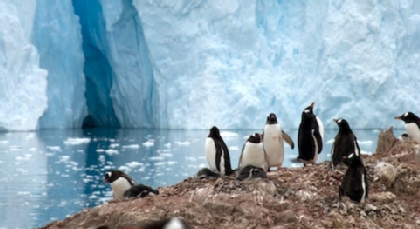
394 112 419 124
208 126 222 140
266 113 278 124
247 134 262 143
401 133 410 142
333 118 352 133
103 170 128 184
301 102 315 119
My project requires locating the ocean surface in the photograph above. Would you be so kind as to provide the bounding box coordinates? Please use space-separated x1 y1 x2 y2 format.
0 128 404 229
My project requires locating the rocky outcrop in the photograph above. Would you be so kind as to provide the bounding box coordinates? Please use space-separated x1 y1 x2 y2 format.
41 127 420 229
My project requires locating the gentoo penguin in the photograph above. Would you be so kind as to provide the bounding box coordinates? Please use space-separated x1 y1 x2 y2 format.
124 184 159 198
331 118 361 169
103 170 135 200
95 217 192 229
401 133 410 142
236 165 268 181
204 126 235 176
294 102 323 166
195 167 220 178
339 153 368 203
262 113 294 170
237 133 270 172
394 112 420 143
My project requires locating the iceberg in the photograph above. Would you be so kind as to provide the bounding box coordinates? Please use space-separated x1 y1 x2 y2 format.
1 0 420 130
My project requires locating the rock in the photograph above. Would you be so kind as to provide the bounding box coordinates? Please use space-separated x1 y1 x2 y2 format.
370 191 396 204
375 127 398 154
275 210 297 224
374 162 398 187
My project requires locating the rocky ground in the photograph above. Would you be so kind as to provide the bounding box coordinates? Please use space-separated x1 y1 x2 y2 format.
40 127 420 229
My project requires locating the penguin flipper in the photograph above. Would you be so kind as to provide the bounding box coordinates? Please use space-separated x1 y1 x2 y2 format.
282 130 295 149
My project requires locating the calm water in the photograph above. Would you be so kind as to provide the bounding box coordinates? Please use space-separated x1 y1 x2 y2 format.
0 128 404 229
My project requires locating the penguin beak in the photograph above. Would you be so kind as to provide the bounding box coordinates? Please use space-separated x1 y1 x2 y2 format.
394 116 402 120
310 102 315 109
333 119 338 123
103 178 108 184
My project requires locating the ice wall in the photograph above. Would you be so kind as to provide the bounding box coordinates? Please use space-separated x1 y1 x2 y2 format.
33 0 87 129
133 0 420 129
0 0 48 131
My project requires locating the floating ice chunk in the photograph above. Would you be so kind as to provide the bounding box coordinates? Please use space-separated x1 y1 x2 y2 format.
166 161 177 165
159 153 173 157
164 143 171 149
198 163 207 168
0 141 8 144
142 140 154 147
326 139 334 144
109 143 119 148
357 140 373 145
47 146 61 151
230 146 239 151
220 131 238 137
98 155 105 163
174 141 190 146
118 165 131 172
122 144 140 149
185 156 196 161
64 137 91 145
17 191 31 196
149 156 164 161
28 148 36 151
126 161 142 168
96 149 105 152
58 156 70 163
360 150 372 155
104 149 119 155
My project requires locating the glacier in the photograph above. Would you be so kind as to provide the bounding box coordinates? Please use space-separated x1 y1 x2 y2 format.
1 0 420 131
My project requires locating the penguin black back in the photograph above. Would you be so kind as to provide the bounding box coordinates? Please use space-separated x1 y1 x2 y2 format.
207 126 234 175
339 154 368 203
331 118 360 167
236 165 268 181
124 184 159 198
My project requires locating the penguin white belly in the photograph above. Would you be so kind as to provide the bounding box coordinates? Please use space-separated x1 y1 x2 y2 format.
316 116 324 141
405 123 420 143
310 129 319 163
360 174 367 203
241 142 266 170
110 177 133 200
205 138 225 175
263 125 284 167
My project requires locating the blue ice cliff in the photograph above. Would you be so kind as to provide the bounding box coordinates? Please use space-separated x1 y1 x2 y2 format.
0 0 419 131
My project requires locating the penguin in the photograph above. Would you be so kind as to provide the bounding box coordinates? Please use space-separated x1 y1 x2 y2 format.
394 112 420 143
140 217 193 229
204 126 235 176
339 153 368 203
262 113 294 170
103 170 135 201
293 102 323 166
95 217 192 229
401 133 410 142
195 168 220 178
331 118 361 169
237 133 270 172
236 165 268 181
124 184 160 198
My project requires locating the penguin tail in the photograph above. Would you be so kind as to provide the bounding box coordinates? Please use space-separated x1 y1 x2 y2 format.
152 189 160 195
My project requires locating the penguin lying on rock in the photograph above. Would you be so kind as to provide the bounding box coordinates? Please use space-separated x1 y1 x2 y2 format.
94 217 192 229
103 170 159 200
236 165 268 181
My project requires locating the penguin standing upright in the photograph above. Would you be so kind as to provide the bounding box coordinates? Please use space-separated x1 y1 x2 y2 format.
294 102 323 166
237 133 270 172
263 113 294 170
103 170 135 200
204 126 234 176
331 118 361 169
394 112 420 143
339 153 369 203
